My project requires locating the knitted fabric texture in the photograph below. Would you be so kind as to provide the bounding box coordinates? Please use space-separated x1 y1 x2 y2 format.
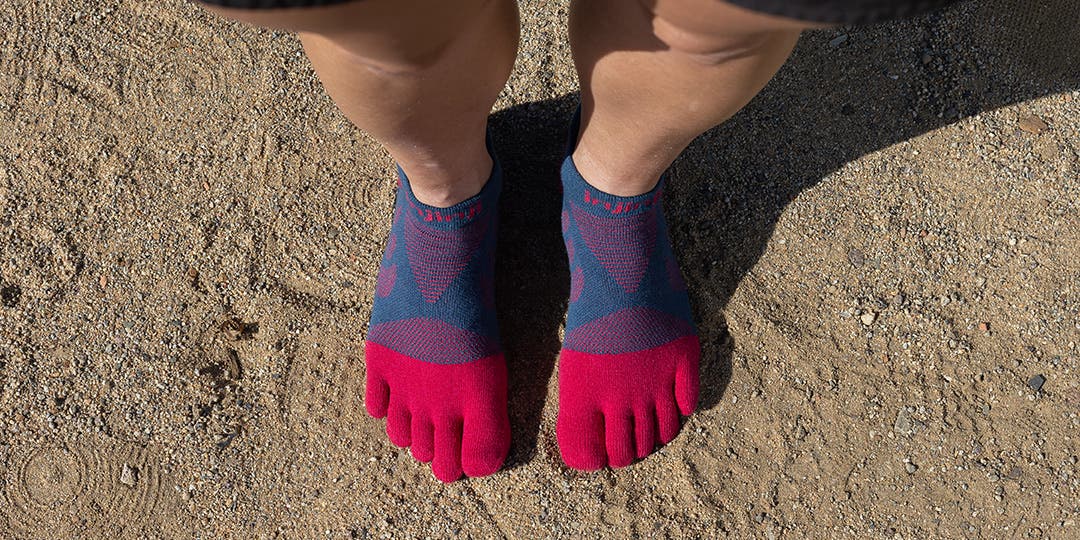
557 110 701 470
364 149 509 482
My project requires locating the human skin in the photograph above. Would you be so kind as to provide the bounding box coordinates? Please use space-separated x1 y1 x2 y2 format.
199 0 822 202
196 0 823 474
570 0 821 197
200 0 520 208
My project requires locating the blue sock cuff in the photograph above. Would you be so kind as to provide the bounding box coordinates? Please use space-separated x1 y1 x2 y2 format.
396 135 502 230
561 157 664 218
561 106 664 218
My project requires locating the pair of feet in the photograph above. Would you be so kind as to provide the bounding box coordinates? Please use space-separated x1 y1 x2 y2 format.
364 116 700 482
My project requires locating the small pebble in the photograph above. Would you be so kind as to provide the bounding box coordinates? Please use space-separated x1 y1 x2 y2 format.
120 463 138 487
847 248 865 267
1027 374 1046 392
860 312 877 326
224 349 242 380
905 462 918 474
894 409 913 435
220 317 250 340
1018 114 1048 134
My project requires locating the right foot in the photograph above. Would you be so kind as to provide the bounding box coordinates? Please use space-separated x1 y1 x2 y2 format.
363 152 509 483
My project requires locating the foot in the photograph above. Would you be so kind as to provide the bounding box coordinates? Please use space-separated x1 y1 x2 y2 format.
556 112 700 470
364 147 509 482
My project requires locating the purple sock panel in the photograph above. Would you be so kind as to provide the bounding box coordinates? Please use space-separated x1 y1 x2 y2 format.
560 158 696 354
367 160 502 364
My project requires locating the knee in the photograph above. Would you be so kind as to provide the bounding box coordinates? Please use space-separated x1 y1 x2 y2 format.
301 31 456 76
641 0 808 65
197 0 491 75
653 22 784 65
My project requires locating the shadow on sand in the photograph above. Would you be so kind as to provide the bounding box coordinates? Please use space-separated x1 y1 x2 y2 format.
488 0 1078 469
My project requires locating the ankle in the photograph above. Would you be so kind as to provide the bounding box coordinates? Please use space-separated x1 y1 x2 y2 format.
570 144 665 198
400 151 493 208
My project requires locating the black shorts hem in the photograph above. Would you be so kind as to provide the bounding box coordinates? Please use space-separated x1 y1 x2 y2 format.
196 0 959 25
196 0 355 9
724 0 959 25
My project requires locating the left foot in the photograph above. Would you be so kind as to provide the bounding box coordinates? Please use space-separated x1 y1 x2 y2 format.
556 113 700 470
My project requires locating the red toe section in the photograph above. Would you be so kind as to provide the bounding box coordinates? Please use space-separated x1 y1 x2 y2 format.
557 409 607 471
364 341 509 482
675 357 700 416
433 420 465 483
386 401 412 447
557 335 700 470
633 405 658 459
605 413 636 468
656 398 681 444
365 372 389 418
410 416 435 463
462 405 512 477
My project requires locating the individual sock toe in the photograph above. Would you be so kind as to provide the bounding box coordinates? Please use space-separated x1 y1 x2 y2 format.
364 370 390 418
411 416 435 463
656 398 681 444
634 405 658 459
461 411 509 477
558 410 607 471
386 401 412 448
675 343 701 415
605 413 636 468
433 419 464 483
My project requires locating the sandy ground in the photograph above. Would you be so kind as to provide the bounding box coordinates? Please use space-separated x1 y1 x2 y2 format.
0 0 1078 538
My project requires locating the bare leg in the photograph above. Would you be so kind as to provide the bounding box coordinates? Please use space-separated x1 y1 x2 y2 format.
200 0 519 206
557 0 821 470
571 0 816 196
197 0 520 482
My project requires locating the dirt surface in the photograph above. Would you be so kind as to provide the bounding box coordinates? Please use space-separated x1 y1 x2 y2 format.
0 0 1077 538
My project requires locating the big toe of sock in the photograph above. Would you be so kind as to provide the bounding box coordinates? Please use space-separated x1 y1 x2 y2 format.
557 408 608 470
461 406 512 477
557 335 700 470
365 342 510 482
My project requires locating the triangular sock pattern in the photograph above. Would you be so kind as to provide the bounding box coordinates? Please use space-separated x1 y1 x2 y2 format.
364 140 509 482
368 164 501 364
556 109 701 470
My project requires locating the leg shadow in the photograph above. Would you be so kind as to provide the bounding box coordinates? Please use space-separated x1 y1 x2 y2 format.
489 96 580 468
489 0 1078 457
673 0 1078 410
